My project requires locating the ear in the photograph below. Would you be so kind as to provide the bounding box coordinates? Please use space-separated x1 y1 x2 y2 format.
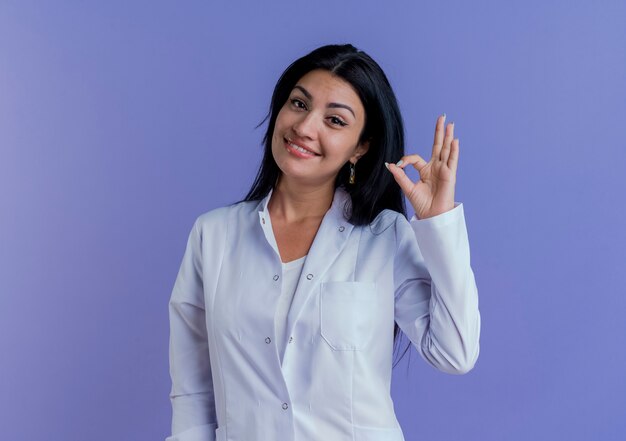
350 139 370 163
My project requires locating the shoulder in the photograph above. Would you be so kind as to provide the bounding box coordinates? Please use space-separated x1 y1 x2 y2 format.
194 199 259 235
367 208 406 237
367 209 421 254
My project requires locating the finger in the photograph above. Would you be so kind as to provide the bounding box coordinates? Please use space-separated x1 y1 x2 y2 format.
386 162 415 195
440 121 454 163
397 153 428 172
432 114 446 160
448 138 459 173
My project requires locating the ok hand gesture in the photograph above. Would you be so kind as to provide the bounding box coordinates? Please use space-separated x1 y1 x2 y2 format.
386 114 458 219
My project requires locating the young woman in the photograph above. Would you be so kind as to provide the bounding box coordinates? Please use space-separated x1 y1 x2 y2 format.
166 43 481 441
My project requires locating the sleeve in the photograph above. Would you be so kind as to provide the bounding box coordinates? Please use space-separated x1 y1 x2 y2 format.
393 202 481 374
165 218 218 441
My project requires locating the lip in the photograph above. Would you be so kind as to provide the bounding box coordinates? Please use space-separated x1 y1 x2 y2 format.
284 137 320 157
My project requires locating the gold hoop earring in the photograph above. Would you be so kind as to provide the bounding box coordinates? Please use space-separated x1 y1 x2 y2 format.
349 162 356 184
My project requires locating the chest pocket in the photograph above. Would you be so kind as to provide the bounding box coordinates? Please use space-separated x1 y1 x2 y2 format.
320 281 379 351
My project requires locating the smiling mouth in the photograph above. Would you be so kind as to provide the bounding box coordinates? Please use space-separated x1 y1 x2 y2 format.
284 137 320 156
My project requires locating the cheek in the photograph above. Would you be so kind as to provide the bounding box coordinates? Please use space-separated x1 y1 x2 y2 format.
272 113 287 142
328 134 360 157
274 106 292 128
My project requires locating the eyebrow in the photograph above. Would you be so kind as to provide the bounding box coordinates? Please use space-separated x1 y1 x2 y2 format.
293 85 356 118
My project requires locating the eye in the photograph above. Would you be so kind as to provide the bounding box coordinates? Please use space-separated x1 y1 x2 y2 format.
290 98 307 110
329 116 348 127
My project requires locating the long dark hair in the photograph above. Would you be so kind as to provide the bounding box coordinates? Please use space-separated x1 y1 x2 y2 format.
237 43 412 367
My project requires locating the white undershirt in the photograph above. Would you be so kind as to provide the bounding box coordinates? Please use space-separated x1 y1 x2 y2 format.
275 254 307 364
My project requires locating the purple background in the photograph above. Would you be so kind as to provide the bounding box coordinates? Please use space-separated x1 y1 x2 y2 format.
1 1 625 440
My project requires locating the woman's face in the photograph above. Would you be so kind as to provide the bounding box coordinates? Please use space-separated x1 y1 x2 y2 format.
271 69 369 187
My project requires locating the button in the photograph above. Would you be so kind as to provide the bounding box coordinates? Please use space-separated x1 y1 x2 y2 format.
289 336 294 343
262 217 266 224
338 226 345 232
265 337 271 344
273 274 280 281
306 273 313 280
282 402 289 410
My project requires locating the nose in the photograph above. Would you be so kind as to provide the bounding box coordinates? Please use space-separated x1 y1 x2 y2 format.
292 111 317 140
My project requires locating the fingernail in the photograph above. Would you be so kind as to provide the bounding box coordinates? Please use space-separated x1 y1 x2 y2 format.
442 113 446 119
396 160 403 166
384 162 390 170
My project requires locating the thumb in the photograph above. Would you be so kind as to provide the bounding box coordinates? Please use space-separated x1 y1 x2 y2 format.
385 162 414 195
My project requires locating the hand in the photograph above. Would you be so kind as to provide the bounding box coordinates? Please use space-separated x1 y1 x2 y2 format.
385 114 458 219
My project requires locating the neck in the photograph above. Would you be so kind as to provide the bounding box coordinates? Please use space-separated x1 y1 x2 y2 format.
268 175 335 224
